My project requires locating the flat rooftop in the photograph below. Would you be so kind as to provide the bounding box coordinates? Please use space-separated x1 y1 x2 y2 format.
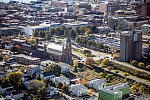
13 54 40 61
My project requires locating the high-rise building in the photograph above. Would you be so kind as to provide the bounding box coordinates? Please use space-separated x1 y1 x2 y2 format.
120 30 142 62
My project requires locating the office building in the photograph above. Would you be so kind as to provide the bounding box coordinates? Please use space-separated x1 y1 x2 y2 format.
99 83 130 100
120 30 142 62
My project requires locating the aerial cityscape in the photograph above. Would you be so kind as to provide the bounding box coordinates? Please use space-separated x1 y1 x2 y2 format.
0 0 150 100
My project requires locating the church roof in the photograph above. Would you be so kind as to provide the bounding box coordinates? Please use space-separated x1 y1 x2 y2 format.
47 43 63 52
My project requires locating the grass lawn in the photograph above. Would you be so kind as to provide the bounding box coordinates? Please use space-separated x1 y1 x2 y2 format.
72 49 87 58
72 48 96 58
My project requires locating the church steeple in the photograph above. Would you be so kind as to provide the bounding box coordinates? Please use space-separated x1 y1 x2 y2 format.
66 31 71 43
62 31 72 64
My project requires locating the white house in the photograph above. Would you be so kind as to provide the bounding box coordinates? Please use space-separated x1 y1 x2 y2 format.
87 79 108 90
10 91 24 100
69 84 88 96
40 71 55 80
59 62 70 73
0 85 15 95
26 65 41 75
45 86 57 98
51 76 70 85
141 24 150 33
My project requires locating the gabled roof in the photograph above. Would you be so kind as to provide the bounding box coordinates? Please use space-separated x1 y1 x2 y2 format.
42 71 55 77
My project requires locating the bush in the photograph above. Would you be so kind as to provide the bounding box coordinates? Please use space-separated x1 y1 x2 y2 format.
131 60 138 66
138 62 144 68
146 65 150 71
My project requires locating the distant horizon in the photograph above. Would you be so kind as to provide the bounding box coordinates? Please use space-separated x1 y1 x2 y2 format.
0 0 35 3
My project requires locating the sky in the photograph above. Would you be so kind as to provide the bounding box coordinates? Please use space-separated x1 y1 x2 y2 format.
0 0 34 3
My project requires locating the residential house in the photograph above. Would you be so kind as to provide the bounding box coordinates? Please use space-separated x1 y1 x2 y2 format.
40 71 55 80
10 91 24 100
52 76 70 85
0 84 16 95
59 62 70 73
87 79 108 90
69 84 88 96
26 65 41 76
45 86 57 98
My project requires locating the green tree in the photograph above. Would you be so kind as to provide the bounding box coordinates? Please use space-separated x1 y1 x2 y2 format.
74 27 81 35
33 30 38 37
146 65 150 71
47 63 61 76
83 50 92 55
37 86 46 99
114 70 119 74
20 67 25 72
74 66 78 73
138 62 144 68
45 34 51 40
55 27 61 35
99 72 105 78
85 29 92 36
62 85 69 92
70 29 76 38
56 82 63 89
36 74 41 80
131 60 138 66
39 31 46 38
139 86 146 94
80 26 85 34
64 30 68 37
106 74 113 82
123 73 129 78
6 72 22 86
49 27 55 35
0 55 3 61
107 66 114 71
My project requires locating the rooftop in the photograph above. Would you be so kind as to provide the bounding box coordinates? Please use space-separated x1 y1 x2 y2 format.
13 54 40 61
100 83 129 95
142 24 150 27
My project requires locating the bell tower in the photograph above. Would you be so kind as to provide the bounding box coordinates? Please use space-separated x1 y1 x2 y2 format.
62 31 72 64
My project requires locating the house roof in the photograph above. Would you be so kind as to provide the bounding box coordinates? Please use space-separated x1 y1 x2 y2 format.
42 71 55 77
89 79 108 86
55 76 69 83
71 84 88 91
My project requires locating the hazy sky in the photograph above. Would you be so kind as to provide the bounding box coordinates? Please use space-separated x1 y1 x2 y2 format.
0 0 34 3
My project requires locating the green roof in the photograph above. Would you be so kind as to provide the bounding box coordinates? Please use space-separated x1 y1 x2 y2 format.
142 24 150 27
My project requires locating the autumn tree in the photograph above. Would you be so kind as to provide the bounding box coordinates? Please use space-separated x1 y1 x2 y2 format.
86 57 95 65
73 60 78 67
101 59 110 66
28 80 46 90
